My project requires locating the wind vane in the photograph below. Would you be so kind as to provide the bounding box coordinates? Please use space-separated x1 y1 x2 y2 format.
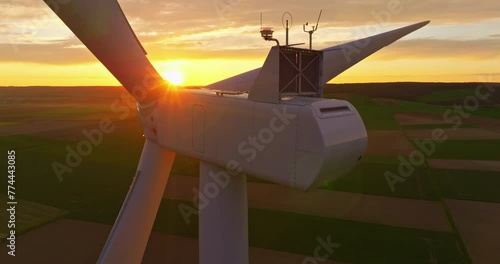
303 9 322 49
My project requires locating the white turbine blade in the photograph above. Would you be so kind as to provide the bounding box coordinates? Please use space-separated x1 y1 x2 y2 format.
43 0 170 104
97 140 175 264
320 20 430 84
205 68 260 92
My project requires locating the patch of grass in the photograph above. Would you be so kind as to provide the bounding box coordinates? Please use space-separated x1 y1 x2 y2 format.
390 100 447 115
321 162 439 200
401 124 476 129
357 106 400 130
433 169 500 203
249 209 465 263
417 89 479 103
360 155 401 165
472 106 500 119
17 106 109 119
0 195 67 243
0 121 21 126
170 154 199 176
414 140 500 160
0 134 68 150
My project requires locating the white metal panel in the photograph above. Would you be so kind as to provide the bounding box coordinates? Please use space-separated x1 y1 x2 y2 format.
206 68 260 92
294 100 367 190
215 98 254 170
249 103 298 187
248 46 280 103
192 105 205 153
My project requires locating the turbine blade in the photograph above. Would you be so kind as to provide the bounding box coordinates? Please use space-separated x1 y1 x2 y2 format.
97 140 175 264
321 20 430 84
206 68 261 92
43 0 171 105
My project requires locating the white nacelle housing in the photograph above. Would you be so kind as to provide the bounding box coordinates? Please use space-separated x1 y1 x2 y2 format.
139 89 367 191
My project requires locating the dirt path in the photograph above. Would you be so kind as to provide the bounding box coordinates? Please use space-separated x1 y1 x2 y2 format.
466 116 500 134
393 112 500 134
366 130 415 156
445 199 500 264
428 159 500 172
394 112 448 125
404 128 500 140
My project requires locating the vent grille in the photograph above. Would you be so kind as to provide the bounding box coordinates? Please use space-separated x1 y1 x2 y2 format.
319 106 350 113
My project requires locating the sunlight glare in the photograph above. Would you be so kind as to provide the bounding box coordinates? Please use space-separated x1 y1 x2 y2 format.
162 69 185 86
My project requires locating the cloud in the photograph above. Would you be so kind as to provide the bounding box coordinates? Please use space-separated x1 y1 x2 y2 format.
0 0 54 20
0 38 95 65
373 38 500 60
0 35 267 64
3 0 500 44
2 35 498 65
1 0 499 65
117 0 500 28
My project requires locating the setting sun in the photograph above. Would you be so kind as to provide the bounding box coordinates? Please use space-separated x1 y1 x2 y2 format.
162 69 185 86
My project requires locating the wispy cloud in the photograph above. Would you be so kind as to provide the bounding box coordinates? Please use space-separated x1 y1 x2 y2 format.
0 39 94 64
374 38 500 60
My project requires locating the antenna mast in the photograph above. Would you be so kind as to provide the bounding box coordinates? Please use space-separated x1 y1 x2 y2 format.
303 9 322 49
282 12 293 46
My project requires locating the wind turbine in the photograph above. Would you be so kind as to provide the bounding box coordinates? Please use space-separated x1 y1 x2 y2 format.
43 0 430 263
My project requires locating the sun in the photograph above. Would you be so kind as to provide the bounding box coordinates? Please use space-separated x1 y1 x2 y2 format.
162 69 185 86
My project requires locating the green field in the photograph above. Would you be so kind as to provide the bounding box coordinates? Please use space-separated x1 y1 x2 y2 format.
435 169 500 203
0 195 67 243
417 89 482 103
1 84 499 263
0 122 21 126
415 140 500 160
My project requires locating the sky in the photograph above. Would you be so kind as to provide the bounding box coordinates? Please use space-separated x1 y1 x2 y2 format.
0 0 499 86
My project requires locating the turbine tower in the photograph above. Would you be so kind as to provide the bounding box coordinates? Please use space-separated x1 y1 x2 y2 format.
43 0 430 263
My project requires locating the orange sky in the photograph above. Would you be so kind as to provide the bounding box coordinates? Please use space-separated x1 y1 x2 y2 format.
1 0 499 86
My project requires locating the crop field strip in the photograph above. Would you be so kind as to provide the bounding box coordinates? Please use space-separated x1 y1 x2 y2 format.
0 195 67 243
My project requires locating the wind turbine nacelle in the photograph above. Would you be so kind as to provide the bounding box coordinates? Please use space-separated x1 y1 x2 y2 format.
139 90 367 191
